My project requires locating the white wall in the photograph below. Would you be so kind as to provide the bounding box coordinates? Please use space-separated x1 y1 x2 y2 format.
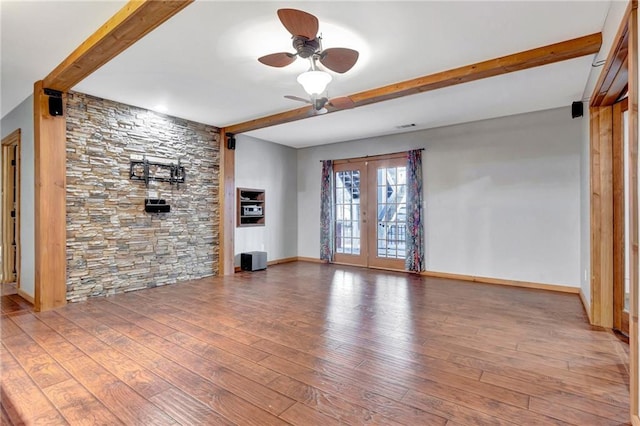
0 95 35 298
298 107 582 287
234 134 297 264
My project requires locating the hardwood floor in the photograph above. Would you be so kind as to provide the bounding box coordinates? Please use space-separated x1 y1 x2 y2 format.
0 262 630 425
1 283 17 297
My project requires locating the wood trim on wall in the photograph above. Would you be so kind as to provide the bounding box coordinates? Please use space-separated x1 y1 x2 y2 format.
0 130 20 145
33 81 67 311
276 257 581 295
591 7 631 107
613 98 628 332
590 105 615 328
580 289 594 323
1 129 21 287
421 270 580 294
588 2 633 329
219 129 235 275
233 256 299 272
296 257 324 264
267 257 298 266
588 1 637 421
628 1 639 420
17 288 34 305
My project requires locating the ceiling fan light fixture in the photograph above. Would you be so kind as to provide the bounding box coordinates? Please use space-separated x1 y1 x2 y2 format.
297 70 332 96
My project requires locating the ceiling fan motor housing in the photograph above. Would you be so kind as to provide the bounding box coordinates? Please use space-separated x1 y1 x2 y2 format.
293 36 320 59
314 97 329 110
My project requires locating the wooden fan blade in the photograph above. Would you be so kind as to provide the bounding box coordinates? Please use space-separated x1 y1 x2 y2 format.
328 96 355 110
277 8 318 39
258 52 296 67
320 48 359 73
284 95 311 104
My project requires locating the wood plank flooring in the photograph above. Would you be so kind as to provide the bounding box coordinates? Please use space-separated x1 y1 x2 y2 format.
0 262 630 425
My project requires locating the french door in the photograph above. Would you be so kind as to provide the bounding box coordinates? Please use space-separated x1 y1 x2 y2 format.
333 155 407 270
333 161 367 266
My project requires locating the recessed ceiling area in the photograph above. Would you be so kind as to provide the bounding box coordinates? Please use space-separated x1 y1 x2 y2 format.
3 1 612 147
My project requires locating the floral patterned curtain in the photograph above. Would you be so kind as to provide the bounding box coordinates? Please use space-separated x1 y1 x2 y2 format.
320 160 334 262
406 149 424 272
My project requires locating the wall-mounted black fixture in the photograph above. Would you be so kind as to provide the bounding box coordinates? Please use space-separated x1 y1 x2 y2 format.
226 132 236 150
44 88 63 116
571 101 583 119
130 156 185 189
130 155 184 214
145 199 170 213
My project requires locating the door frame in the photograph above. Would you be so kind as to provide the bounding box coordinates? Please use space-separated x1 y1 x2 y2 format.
1 129 21 288
588 1 639 421
333 161 368 267
366 156 408 271
589 1 634 328
332 152 408 271
613 97 630 335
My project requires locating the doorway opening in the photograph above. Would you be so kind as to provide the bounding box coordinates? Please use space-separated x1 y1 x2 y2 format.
1 129 21 294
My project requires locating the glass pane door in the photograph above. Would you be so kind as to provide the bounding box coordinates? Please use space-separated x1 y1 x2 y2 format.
368 158 408 270
332 156 410 271
333 162 367 266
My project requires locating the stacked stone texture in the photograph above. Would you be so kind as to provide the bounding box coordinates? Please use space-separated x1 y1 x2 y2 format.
65 91 220 302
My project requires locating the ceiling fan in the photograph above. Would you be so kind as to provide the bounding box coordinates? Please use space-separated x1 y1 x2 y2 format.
284 94 355 115
258 8 359 112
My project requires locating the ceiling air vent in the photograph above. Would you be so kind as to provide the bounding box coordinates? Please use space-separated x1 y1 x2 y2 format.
396 123 416 129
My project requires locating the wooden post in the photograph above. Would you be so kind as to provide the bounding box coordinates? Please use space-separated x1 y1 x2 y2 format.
590 105 614 327
33 81 67 311
218 129 235 275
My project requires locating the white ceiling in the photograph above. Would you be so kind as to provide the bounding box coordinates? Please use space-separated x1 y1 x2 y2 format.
0 0 127 117
2 1 612 148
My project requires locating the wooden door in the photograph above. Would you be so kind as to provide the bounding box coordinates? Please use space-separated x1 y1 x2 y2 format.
366 157 407 271
333 161 368 267
333 154 408 271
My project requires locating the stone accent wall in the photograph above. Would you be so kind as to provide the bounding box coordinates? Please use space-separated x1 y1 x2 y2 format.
65 92 220 302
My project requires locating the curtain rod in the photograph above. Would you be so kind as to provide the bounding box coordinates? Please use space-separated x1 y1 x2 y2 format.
319 148 425 163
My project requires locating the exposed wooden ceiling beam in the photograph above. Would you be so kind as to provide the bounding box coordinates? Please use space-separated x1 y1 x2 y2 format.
591 2 631 106
43 0 193 91
227 32 602 135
